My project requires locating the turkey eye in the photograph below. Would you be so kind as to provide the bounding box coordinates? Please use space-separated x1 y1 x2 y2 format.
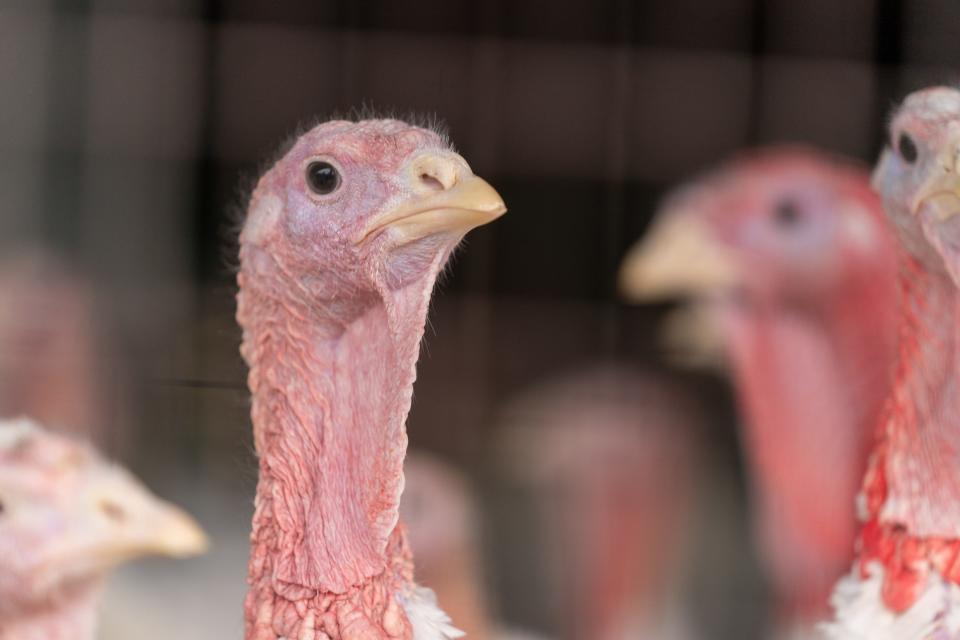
773 198 802 228
898 133 918 164
306 161 341 195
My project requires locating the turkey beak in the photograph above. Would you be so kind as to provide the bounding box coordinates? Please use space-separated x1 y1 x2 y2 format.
912 151 960 222
913 142 960 286
39 467 207 584
619 212 738 302
360 154 506 244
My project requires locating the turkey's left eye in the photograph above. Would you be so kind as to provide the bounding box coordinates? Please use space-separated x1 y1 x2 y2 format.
306 161 341 195
898 133 918 164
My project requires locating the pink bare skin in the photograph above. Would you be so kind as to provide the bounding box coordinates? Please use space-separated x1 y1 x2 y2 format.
0 418 207 640
620 148 900 627
821 88 960 638
236 119 505 640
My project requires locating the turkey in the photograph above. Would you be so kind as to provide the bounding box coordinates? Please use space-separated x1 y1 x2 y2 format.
619 148 899 636
824 86 960 639
494 366 701 640
0 417 207 640
236 118 506 640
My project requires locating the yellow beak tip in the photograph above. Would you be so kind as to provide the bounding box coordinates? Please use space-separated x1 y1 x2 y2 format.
362 175 506 243
156 518 210 558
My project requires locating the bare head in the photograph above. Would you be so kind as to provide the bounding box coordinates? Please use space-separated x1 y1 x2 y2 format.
873 87 960 283
240 119 505 329
0 418 207 621
620 148 892 306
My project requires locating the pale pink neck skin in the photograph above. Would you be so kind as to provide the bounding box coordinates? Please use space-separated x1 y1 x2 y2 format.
720 269 897 619
238 237 450 640
879 254 960 537
0 581 101 640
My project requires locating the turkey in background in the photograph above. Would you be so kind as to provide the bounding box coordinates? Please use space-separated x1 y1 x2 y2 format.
619 147 899 637
491 366 710 640
0 418 206 640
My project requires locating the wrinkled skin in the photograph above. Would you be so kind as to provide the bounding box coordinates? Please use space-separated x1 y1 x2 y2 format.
0 418 206 640
236 119 504 640
826 87 960 638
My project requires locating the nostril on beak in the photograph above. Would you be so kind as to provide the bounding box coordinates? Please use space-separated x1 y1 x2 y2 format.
99 499 127 523
414 156 460 192
419 172 447 191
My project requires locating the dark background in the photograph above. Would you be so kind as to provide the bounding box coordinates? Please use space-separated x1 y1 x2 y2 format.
7 0 957 295
1 2 958 639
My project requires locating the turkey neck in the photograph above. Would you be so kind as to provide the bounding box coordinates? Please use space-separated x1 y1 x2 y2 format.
877 253 960 537
237 248 442 638
728 263 896 445
0 583 100 640
720 276 895 616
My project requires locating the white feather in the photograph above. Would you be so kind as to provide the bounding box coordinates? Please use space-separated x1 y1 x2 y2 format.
822 561 960 639
400 585 465 640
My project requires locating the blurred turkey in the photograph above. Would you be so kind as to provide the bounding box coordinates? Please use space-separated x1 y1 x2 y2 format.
0 417 207 640
402 452 551 640
619 148 899 636
0 250 112 445
494 366 702 640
